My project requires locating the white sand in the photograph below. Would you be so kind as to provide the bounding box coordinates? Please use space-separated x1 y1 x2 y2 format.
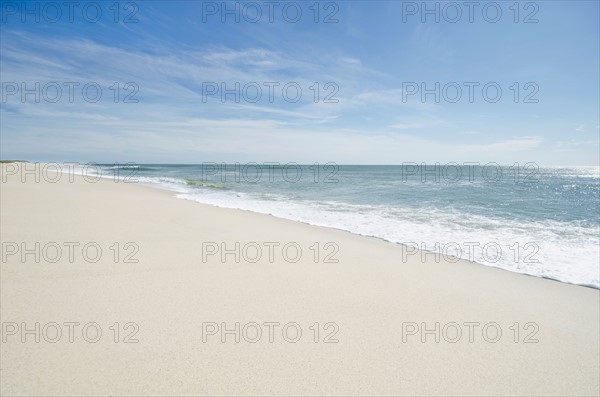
1 163 599 396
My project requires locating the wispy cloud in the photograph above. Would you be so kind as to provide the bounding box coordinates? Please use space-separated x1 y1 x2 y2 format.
389 122 425 130
459 137 543 153
2 0 599 166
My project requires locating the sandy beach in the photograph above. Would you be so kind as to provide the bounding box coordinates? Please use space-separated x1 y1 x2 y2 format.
1 163 599 396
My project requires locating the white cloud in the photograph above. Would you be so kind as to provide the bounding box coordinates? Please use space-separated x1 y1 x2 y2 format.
2 29 597 166
459 137 543 153
389 122 424 130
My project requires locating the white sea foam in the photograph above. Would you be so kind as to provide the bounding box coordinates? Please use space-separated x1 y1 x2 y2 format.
85 164 599 289
175 187 599 289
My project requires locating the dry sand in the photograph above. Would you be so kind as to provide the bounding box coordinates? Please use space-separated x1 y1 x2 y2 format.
1 163 599 396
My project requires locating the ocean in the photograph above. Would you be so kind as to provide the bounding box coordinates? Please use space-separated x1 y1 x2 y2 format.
96 163 600 288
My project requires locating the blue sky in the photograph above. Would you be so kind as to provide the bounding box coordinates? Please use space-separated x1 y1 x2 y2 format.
1 0 598 165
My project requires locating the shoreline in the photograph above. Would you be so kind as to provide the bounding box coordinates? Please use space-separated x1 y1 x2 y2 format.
91 163 600 290
179 196 600 290
1 163 599 396
4 161 600 290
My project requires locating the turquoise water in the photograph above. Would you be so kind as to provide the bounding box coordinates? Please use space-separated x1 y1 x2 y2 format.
98 163 600 288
